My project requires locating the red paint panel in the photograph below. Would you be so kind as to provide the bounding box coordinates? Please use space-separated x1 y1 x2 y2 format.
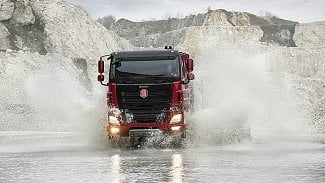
108 83 118 107
171 81 182 108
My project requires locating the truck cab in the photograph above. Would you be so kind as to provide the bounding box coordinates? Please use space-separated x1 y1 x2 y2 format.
97 48 195 147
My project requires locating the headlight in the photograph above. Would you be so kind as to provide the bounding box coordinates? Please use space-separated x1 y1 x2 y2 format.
170 114 183 124
108 116 120 125
171 126 181 131
109 127 120 134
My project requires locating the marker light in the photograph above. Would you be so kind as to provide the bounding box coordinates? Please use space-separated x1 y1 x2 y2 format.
170 114 183 124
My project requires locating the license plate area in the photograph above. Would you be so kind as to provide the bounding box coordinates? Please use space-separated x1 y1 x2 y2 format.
129 129 162 138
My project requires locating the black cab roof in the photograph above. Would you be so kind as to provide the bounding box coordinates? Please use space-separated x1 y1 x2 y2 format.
111 50 179 59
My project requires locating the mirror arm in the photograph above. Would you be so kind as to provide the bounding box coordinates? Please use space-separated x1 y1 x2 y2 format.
101 54 111 59
100 81 108 86
182 79 190 85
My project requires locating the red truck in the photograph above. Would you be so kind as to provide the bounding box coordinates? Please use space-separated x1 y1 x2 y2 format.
97 47 195 147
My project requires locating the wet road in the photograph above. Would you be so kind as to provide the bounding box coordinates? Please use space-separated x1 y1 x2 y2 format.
0 132 324 183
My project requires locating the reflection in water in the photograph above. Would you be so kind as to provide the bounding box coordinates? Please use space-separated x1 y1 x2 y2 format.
171 154 184 183
110 154 121 183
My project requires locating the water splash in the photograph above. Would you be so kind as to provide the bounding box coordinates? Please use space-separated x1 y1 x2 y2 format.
0 53 108 150
0 41 322 150
189 31 317 144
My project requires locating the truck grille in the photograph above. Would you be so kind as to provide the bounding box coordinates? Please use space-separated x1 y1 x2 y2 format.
116 84 171 123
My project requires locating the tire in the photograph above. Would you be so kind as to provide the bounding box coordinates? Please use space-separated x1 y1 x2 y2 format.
129 137 139 149
181 131 187 139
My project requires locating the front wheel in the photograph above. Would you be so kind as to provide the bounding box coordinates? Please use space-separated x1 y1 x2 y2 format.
129 137 145 149
181 131 187 139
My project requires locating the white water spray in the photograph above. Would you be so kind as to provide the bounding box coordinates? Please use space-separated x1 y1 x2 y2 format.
0 53 108 150
189 28 316 144
194 43 312 143
0 33 323 150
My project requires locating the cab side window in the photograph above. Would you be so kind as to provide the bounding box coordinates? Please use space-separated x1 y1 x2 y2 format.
181 60 187 81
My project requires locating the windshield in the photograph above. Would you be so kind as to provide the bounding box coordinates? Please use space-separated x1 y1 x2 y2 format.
110 58 180 83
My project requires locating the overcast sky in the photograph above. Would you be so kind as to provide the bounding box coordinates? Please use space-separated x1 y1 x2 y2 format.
66 0 325 23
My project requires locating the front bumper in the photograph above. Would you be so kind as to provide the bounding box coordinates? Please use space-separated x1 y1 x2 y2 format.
129 129 162 138
107 122 185 137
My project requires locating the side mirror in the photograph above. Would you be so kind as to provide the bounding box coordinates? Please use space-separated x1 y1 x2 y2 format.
187 59 193 72
97 74 104 82
188 72 195 80
98 57 104 74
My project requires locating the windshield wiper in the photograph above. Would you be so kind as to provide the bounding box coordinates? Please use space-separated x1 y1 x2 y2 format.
114 75 176 84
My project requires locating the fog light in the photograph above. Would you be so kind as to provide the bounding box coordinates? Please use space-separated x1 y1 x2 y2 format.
171 126 181 131
110 127 120 134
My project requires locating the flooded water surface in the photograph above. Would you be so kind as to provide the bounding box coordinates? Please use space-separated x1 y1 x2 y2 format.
0 132 324 183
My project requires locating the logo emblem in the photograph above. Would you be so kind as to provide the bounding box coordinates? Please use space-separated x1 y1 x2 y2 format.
140 89 149 98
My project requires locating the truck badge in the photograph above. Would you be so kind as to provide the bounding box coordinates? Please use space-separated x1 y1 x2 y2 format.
140 89 149 98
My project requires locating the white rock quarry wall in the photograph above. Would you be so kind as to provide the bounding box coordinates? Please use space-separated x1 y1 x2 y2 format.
1 0 132 83
0 0 14 21
294 21 325 48
0 22 10 49
0 0 13 50
177 24 264 57
0 0 132 131
29 0 133 98
30 0 132 59
110 9 297 48
203 10 251 26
